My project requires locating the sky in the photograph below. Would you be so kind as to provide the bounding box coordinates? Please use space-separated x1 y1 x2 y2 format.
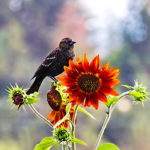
77 0 130 57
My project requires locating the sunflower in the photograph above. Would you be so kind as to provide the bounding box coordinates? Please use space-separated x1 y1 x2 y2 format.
47 103 74 128
57 54 120 109
8 85 25 109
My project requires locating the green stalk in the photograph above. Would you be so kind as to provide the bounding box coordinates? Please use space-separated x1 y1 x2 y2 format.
29 104 53 128
93 91 129 150
66 141 71 150
62 144 66 150
71 105 78 150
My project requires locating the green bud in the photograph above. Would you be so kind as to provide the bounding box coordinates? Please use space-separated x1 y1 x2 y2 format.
7 84 39 109
128 81 148 103
53 127 70 143
8 84 25 109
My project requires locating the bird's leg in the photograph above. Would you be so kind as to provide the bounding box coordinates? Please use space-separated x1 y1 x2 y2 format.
49 76 58 83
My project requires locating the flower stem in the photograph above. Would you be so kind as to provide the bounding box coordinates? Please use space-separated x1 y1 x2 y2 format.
71 105 78 150
93 108 111 150
93 91 129 150
28 104 53 128
62 144 66 150
111 91 130 112
66 141 71 150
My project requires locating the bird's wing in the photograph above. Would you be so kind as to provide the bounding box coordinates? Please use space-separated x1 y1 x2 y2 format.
31 49 59 79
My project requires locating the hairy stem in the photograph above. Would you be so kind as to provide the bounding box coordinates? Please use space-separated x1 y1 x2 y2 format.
93 91 129 150
66 141 71 150
93 108 111 150
62 144 66 150
72 105 78 150
29 104 53 128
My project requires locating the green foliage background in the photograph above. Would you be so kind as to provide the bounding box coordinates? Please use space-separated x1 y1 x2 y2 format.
0 0 150 150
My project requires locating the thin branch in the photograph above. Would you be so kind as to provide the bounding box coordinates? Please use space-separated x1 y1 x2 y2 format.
93 91 130 150
71 105 78 150
29 104 53 128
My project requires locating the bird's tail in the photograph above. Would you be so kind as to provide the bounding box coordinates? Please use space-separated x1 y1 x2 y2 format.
26 76 44 95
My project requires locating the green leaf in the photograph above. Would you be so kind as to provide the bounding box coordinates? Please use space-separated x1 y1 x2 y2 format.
105 97 119 108
26 92 39 104
129 91 143 98
70 138 86 146
27 97 38 104
97 143 119 150
122 85 132 89
34 137 59 150
78 106 96 120
33 92 39 97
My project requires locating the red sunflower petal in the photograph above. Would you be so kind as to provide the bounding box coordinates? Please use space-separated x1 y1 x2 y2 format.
100 68 119 79
90 93 99 109
64 66 78 78
85 94 91 107
107 69 120 78
67 90 82 101
90 55 100 73
69 59 76 70
47 111 56 120
76 63 84 73
100 86 118 96
57 76 74 82
60 81 77 86
82 54 90 72
65 85 79 93
102 63 109 70
76 57 81 64
78 92 86 104
68 61 83 75
97 91 107 102
102 79 120 87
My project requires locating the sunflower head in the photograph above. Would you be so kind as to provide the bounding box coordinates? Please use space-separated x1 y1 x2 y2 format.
53 127 70 143
78 73 100 93
8 84 39 109
58 54 120 109
8 85 25 109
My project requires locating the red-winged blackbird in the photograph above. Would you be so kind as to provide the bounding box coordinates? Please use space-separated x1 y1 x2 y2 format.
26 38 76 95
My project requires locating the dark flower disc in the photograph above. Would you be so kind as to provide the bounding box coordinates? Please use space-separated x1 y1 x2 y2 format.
47 87 62 111
13 93 24 105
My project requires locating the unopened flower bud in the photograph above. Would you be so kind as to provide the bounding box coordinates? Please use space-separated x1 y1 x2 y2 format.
53 127 70 142
8 85 25 110
47 86 62 111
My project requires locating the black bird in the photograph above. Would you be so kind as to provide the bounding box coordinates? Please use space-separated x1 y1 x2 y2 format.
26 38 76 95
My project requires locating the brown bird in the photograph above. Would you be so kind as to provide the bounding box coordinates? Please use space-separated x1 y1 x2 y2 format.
26 38 76 95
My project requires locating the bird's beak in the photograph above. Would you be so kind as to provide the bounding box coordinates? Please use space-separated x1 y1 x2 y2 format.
70 40 76 46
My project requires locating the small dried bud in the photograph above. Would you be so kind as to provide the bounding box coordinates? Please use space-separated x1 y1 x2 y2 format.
13 93 24 105
8 85 26 109
47 86 62 111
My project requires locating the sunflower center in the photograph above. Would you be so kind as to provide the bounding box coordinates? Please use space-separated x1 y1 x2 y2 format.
78 74 100 93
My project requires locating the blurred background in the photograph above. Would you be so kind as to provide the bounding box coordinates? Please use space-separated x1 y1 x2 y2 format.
0 0 150 149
